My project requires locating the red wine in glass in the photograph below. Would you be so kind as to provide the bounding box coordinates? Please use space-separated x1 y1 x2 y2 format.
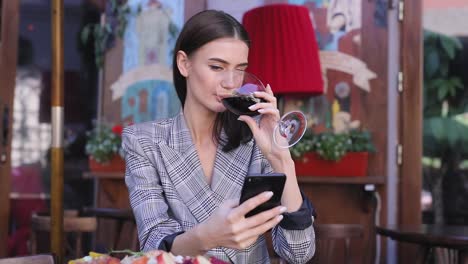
217 70 307 148
222 96 267 116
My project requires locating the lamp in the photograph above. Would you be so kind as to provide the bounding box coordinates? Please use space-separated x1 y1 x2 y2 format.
242 4 324 95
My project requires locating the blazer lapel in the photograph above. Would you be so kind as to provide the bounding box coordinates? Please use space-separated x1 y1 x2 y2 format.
159 113 255 262
159 113 218 224
211 135 253 200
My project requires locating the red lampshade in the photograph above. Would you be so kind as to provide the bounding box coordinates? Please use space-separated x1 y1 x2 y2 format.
242 4 324 95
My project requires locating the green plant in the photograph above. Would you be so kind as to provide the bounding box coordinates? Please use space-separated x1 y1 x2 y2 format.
424 30 464 117
422 30 468 224
85 124 123 164
290 129 375 161
81 0 132 67
80 1 180 68
312 132 350 161
348 129 376 153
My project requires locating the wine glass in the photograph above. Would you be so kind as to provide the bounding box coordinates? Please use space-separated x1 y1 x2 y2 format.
217 70 307 148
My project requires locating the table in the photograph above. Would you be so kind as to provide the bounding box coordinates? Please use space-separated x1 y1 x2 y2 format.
376 225 468 264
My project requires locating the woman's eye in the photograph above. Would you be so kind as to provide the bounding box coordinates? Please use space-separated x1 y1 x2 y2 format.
209 65 223 71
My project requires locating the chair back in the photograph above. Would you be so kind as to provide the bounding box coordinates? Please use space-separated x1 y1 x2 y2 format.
0 254 55 264
81 207 139 251
30 210 97 258
312 224 364 264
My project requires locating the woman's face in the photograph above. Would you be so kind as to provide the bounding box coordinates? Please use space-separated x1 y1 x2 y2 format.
178 37 249 113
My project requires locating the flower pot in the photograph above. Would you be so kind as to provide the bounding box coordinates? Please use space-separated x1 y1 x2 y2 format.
294 152 368 177
88 155 125 173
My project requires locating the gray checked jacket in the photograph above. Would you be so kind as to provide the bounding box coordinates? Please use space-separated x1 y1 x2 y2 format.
122 112 316 264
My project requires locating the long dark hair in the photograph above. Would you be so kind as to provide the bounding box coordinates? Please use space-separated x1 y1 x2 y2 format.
173 10 252 152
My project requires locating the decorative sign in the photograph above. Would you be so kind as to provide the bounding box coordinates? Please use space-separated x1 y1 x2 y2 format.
281 1 376 134
319 51 377 92
112 0 184 123
120 79 180 124
111 64 172 101
111 64 180 124
123 0 184 72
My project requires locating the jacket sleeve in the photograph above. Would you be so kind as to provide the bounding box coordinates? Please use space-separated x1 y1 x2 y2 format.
261 155 316 263
122 126 184 251
272 192 316 264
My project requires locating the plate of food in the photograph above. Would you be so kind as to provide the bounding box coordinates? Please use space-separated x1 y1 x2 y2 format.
69 250 228 264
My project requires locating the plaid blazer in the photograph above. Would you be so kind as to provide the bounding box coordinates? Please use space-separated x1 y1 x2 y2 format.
123 113 315 264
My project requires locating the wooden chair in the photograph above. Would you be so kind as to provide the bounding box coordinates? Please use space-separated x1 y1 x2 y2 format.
312 224 364 264
30 210 97 258
433 247 459 264
81 207 139 251
0 254 55 264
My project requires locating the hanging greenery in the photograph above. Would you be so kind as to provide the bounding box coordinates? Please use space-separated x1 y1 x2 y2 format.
80 0 134 67
80 0 180 68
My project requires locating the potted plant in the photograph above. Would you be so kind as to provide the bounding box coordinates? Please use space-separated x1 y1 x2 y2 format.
422 30 467 224
290 129 375 177
85 123 125 172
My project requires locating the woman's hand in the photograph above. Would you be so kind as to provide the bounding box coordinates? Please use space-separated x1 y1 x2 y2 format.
237 84 291 161
197 191 286 250
237 84 303 215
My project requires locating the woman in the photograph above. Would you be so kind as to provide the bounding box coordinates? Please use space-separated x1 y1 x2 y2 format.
123 9 316 263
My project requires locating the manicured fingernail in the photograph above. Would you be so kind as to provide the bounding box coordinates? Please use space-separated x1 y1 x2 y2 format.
248 105 255 110
277 215 284 221
264 191 274 198
237 117 243 121
258 109 265 113
279 207 287 213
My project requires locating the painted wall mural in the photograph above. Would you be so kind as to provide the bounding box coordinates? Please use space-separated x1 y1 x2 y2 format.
112 0 184 124
285 0 376 133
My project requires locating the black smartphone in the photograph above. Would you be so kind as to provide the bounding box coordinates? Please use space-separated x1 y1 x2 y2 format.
239 173 286 217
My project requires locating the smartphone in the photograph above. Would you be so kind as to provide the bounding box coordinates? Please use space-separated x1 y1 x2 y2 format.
239 173 286 217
